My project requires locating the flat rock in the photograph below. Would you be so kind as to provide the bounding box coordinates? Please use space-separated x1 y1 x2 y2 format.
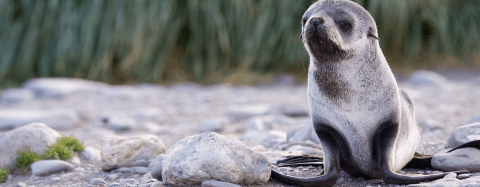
162 132 271 186
408 70 448 86
0 123 61 167
0 88 34 102
90 178 106 185
22 78 107 98
31 160 74 176
432 147 480 172
81 146 102 163
0 108 80 130
201 180 242 187
101 134 166 171
446 123 480 148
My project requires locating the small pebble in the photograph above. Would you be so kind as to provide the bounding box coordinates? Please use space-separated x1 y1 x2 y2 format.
109 173 119 180
457 173 473 179
370 179 382 184
150 182 165 187
91 178 106 185
74 167 85 172
443 172 457 179
51 177 61 182
201 180 242 187
16 182 27 187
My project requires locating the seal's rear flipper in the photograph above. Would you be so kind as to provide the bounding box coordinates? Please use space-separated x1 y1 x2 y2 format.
447 140 480 153
276 155 324 167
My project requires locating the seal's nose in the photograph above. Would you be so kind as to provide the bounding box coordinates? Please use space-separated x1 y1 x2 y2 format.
310 17 325 27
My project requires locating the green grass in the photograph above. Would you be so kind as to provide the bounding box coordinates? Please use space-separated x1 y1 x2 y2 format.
0 167 9 183
0 0 479 87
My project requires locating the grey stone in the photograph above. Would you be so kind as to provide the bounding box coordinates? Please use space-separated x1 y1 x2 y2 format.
432 147 480 172
73 167 85 172
201 180 242 187
0 108 80 130
107 114 137 131
90 178 106 185
81 146 101 163
239 131 268 147
31 160 74 176
113 167 150 174
67 156 81 165
443 172 457 179
0 123 61 167
151 161 163 181
139 183 153 187
107 183 122 187
148 154 165 170
162 132 271 186
101 134 166 171
51 177 61 182
288 121 320 144
408 70 448 86
446 123 480 148
225 105 271 121
22 78 107 98
0 88 34 102
199 117 230 132
119 178 138 185
458 173 474 179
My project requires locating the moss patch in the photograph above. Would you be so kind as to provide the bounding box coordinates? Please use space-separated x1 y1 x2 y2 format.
0 167 9 183
13 146 43 173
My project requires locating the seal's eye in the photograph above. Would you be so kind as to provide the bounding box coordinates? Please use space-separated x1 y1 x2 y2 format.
302 17 308 25
338 21 351 31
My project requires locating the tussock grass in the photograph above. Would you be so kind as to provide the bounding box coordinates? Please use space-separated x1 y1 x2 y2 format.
0 0 479 87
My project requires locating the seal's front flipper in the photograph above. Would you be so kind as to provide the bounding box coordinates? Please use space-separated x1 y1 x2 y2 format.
447 140 480 153
276 155 324 167
377 123 469 184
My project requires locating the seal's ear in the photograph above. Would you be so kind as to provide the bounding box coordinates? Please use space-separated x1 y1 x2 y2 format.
368 27 379 40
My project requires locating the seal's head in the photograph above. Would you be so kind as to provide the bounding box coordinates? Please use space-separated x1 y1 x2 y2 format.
301 0 379 63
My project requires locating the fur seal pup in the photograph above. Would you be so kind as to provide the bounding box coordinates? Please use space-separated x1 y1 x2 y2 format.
271 0 468 186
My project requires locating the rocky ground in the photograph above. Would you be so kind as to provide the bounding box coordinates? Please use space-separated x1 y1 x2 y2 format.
1 69 480 187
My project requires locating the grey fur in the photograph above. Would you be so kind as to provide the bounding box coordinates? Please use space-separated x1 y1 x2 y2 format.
303 0 417 178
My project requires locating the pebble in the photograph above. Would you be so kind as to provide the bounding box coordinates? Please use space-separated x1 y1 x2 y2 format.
16 182 27 187
50 177 61 182
458 173 474 179
30 160 74 176
107 114 137 131
432 147 480 172
90 178 106 185
81 146 102 163
101 134 166 171
151 161 163 181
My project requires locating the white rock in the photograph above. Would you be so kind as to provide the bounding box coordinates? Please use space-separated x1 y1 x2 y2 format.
51 177 61 182
81 146 101 163
31 160 74 176
162 132 271 186
101 134 166 171
0 88 34 102
22 78 107 98
199 117 230 132
432 147 480 172
408 70 448 86
225 105 271 122
67 156 81 165
443 172 457 179
0 123 61 167
446 123 480 148
244 118 265 131
0 108 80 130
107 114 137 131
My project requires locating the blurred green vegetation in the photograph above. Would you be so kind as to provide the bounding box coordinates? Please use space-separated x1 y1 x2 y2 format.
0 0 479 88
